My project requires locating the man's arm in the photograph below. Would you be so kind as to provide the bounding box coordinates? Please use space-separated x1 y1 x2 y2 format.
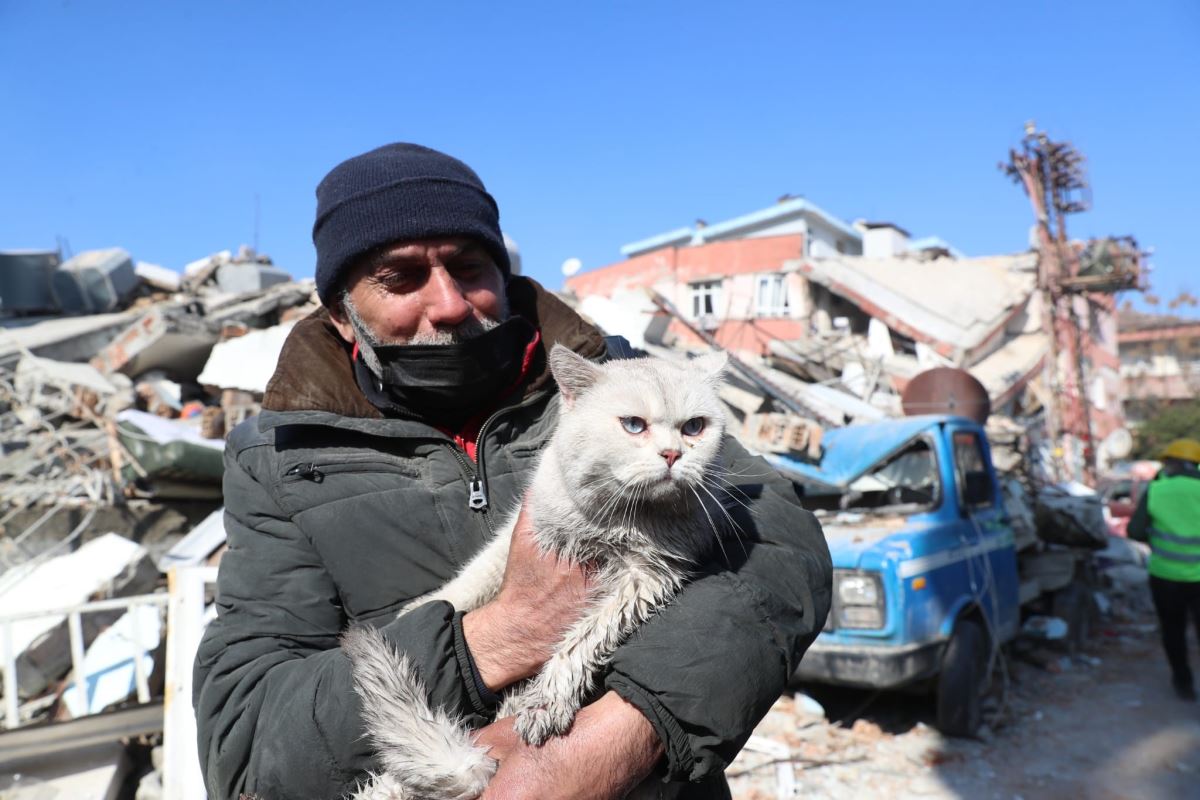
474 691 662 800
603 435 832 781
1127 481 1153 543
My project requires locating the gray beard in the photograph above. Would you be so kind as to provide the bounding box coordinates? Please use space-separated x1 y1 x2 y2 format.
342 293 508 378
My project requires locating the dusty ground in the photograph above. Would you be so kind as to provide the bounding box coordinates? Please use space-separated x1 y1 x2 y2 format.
728 586 1200 800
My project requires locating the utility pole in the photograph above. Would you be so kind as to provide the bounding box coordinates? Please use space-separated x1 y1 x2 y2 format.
1003 122 1142 485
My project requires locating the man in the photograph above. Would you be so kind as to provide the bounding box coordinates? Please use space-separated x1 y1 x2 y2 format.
1129 438 1200 701
193 143 832 799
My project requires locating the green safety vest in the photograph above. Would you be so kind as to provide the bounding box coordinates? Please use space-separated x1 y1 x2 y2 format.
1147 473 1200 582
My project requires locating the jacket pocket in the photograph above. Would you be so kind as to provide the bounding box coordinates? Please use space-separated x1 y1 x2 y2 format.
281 459 420 483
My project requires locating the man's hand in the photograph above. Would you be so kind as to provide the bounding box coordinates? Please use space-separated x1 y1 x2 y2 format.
463 503 593 690
473 691 663 800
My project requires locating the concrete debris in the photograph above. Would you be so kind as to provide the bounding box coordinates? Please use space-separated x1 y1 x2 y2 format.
0 533 147 656
91 305 219 383
197 320 296 395
133 262 182 293
1021 615 1069 640
0 251 61 314
0 240 312 779
60 603 162 717
52 248 139 314
155 508 226 572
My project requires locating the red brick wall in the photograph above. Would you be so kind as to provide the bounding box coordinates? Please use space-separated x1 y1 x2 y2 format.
563 234 805 297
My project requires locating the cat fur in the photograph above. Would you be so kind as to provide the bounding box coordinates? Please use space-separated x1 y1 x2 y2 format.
345 344 731 799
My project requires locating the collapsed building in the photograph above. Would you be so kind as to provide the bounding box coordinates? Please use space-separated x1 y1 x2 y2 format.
0 244 314 798
564 195 1139 482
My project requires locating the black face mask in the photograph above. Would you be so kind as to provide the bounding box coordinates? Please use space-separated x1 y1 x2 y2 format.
355 316 537 423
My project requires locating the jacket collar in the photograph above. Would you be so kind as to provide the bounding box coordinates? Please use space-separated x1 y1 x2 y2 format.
259 276 605 428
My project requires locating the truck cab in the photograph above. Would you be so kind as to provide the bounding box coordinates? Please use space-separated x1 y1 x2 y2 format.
766 414 1020 735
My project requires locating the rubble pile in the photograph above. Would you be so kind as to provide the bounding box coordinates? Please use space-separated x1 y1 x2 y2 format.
0 244 314 796
728 544 1170 800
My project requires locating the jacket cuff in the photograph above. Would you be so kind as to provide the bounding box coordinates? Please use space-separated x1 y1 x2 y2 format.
605 672 695 782
452 610 501 717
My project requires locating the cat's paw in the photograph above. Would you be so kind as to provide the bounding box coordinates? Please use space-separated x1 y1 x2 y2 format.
514 703 573 745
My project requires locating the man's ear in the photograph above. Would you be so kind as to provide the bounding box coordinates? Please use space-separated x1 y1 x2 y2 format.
327 294 356 345
549 344 602 408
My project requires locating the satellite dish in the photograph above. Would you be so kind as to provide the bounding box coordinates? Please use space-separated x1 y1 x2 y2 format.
561 257 582 277
1102 428 1134 461
901 368 991 424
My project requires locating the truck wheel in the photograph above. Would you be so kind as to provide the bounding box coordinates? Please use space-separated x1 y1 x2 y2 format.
1052 580 1096 655
936 618 988 738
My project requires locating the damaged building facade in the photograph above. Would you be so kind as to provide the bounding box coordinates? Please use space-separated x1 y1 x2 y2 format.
1117 308 1200 424
565 197 1129 482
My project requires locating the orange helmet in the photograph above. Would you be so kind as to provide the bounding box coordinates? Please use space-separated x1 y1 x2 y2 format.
1162 439 1200 464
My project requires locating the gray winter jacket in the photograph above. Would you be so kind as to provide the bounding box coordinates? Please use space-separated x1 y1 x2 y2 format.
193 277 832 799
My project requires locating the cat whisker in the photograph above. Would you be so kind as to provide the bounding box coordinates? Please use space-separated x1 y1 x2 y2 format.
696 481 750 560
688 484 730 566
712 464 776 480
705 476 756 513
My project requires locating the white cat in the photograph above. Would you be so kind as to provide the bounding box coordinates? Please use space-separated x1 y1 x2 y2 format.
344 344 732 800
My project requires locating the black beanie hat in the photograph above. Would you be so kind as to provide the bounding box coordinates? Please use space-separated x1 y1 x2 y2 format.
312 143 510 305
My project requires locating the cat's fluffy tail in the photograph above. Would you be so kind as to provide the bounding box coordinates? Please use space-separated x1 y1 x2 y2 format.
343 626 496 800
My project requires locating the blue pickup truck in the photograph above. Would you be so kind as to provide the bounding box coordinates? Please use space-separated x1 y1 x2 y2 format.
766 414 1023 736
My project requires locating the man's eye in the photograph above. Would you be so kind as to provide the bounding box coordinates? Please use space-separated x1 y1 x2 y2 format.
376 270 422 290
681 417 705 436
451 262 490 279
620 416 647 434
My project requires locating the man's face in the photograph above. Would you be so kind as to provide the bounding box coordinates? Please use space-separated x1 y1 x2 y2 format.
329 236 508 361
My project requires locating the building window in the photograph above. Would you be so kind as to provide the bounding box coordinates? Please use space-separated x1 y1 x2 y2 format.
755 274 790 316
690 280 722 319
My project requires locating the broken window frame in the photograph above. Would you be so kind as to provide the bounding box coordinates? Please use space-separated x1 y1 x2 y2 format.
951 430 994 510
688 279 723 319
754 274 791 317
801 434 944 515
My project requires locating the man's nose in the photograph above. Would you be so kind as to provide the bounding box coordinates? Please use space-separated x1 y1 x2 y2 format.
422 268 473 327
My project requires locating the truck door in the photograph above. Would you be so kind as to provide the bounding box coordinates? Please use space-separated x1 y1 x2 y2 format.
949 427 1020 640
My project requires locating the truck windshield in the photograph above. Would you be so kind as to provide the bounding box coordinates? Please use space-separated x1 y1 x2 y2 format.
802 438 940 514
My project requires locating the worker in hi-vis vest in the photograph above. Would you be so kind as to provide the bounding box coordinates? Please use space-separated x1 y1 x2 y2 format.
1130 438 1200 701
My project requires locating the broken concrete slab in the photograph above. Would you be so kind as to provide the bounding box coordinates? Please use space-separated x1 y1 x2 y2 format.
0 311 141 371
215 261 292 295
133 262 181 293
196 320 296 395
52 248 139 315
14 554 159 701
0 251 61 315
0 740 130 799
90 305 218 384
0 533 147 657
201 280 315 328
156 508 225 573
13 354 129 419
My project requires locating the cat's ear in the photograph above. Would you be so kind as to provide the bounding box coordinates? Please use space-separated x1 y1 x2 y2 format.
550 344 602 407
691 350 729 382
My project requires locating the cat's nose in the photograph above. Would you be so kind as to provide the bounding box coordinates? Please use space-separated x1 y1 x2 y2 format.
660 449 681 468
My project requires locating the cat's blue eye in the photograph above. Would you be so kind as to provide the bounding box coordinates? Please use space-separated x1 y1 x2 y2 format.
681 417 705 436
620 416 647 434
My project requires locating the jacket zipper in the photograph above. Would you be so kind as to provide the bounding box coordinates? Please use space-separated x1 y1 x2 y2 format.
282 390 551 516
445 389 550 516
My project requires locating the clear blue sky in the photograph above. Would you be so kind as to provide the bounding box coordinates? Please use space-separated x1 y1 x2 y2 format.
2 1 1197 313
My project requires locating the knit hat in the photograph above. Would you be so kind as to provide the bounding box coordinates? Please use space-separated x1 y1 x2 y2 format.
312 143 510 305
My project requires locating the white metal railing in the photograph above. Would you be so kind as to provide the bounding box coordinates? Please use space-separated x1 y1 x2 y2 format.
162 565 218 800
0 591 170 730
